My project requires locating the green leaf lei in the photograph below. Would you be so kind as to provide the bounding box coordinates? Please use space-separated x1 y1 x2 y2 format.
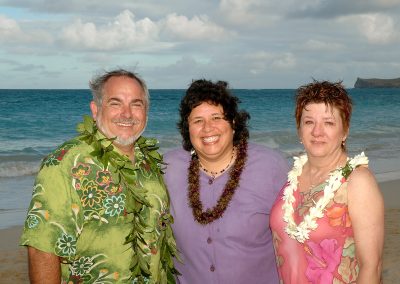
76 115 179 283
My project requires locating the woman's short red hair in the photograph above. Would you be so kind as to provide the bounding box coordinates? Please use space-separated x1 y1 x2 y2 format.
295 80 352 132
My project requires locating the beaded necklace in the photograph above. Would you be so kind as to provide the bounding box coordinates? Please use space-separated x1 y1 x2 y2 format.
188 138 248 224
199 147 236 184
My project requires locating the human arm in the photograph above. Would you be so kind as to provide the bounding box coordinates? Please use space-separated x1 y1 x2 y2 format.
20 143 83 283
28 246 61 283
347 166 384 284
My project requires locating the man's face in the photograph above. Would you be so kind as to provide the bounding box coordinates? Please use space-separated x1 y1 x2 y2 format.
90 76 147 149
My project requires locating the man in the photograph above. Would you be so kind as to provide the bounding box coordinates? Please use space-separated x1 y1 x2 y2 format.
20 69 178 283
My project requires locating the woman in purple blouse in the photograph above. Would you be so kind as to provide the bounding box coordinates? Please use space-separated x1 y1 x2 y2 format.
164 79 289 284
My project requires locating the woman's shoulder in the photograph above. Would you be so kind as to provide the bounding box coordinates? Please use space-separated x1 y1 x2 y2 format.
246 143 289 177
164 147 187 158
347 165 382 198
248 142 276 154
348 165 376 185
163 148 191 168
248 143 288 163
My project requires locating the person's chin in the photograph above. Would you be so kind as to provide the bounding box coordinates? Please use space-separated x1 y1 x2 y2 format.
307 148 331 157
200 148 224 159
114 136 136 146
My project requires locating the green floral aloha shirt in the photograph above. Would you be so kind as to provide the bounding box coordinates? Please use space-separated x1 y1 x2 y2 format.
20 133 174 283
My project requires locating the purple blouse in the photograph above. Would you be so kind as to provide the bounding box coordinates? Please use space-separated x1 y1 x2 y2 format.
164 143 289 284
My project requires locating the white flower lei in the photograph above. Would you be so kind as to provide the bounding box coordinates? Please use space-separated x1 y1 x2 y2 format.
282 152 369 243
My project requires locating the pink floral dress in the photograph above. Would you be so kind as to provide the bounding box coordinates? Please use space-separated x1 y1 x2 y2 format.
270 181 359 284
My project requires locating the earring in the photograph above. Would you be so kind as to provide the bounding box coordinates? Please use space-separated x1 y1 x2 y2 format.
299 140 303 144
342 140 346 147
190 148 196 157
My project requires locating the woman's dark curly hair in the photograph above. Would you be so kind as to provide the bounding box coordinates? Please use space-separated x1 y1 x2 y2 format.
178 79 250 151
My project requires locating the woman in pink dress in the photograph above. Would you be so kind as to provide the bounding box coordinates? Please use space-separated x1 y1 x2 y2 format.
270 80 384 284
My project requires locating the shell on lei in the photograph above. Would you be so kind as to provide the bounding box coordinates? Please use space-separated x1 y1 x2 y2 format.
282 152 369 243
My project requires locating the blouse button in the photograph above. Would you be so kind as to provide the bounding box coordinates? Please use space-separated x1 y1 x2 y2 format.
207 237 212 244
210 265 215 272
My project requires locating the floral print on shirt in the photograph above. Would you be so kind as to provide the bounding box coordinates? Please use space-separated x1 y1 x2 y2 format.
271 182 359 284
20 136 174 283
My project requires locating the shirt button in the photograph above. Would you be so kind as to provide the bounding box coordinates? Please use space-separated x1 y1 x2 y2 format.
210 265 215 272
207 237 212 244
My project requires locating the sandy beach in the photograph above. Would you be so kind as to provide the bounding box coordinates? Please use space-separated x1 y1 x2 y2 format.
1 179 398 283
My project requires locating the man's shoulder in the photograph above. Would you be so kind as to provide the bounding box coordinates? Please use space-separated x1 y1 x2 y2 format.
40 137 88 169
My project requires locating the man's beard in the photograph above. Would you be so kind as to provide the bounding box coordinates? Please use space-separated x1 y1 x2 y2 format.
96 112 146 147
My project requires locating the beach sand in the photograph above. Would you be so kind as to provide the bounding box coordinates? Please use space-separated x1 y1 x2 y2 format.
0 226 29 282
0 180 399 283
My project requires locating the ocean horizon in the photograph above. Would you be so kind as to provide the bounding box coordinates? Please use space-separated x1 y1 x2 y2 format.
1 88 400 229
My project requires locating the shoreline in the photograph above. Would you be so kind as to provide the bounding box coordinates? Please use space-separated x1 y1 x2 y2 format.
0 179 399 283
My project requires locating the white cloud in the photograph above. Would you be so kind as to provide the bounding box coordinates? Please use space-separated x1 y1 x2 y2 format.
163 13 230 41
0 14 53 46
60 10 162 51
59 10 231 51
358 13 398 44
245 51 296 74
0 15 22 38
271 53 296 69
220 0 253 21
0 1 400 88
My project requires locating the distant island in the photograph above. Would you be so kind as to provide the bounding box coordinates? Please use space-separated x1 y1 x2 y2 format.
354 77 400 88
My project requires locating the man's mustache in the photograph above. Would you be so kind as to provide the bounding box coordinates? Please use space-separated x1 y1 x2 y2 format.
112 118 140 125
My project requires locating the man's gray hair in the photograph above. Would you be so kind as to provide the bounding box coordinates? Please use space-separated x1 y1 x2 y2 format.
89 69 150 110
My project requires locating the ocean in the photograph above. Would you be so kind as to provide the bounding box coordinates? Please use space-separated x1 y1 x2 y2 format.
1 88 400 229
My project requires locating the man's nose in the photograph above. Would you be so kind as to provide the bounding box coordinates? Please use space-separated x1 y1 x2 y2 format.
120 105 132 118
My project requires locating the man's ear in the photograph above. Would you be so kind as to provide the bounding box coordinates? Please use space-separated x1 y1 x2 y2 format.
90 101 98 120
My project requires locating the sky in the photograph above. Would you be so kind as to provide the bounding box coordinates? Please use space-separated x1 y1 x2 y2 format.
0 0 400 89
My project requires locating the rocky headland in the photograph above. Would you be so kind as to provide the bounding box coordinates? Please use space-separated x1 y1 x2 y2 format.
354 77 400 88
